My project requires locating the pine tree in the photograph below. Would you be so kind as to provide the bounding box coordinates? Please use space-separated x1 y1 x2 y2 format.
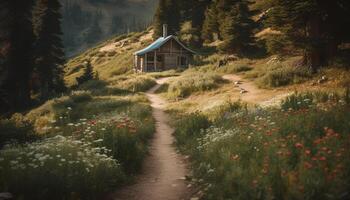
202 2 219 42
0 0 35 111
153 0 168 38
219 1 256 55
266 0 350 71
33 0 66 99
153 0 180 39
76 61 95 85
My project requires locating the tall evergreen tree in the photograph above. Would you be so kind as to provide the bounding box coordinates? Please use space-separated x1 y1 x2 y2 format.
0 0 35 111
266 0 350 71
76 60 95 85
33 0 66 99
153 0 180 39
218 1 256 55
202 2 220 42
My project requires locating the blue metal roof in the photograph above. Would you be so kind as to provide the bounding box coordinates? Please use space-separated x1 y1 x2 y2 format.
134 35 196 56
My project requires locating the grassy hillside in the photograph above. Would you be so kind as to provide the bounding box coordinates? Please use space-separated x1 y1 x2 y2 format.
65 28 154 86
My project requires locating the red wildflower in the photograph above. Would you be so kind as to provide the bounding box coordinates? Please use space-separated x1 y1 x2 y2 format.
295 142 304 149
319 156 327 161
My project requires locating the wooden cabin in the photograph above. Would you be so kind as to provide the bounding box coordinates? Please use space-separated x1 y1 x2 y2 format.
134 25 196 72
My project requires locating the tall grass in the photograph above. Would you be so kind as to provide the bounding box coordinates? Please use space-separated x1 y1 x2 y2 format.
173 93 350 200
0 136 125 200
166 72 224 99
256 65 312 88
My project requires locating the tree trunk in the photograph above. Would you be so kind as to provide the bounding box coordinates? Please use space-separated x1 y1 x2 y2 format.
303 14 322 72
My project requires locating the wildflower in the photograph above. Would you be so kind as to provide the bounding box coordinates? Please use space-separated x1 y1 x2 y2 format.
295 142 303 149
304 162 313 169
67 107 72 110
68 123 74 126
305 149 311 156
93 139 103 143
230 154 240 161
319 156 327 161
61 159 66 162
252 180 258 187
335 152 342 158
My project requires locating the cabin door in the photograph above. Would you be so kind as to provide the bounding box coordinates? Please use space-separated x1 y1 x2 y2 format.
157 55 164 71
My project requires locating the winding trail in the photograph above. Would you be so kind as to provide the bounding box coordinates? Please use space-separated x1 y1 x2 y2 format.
112 78 191 200
222 74 292 107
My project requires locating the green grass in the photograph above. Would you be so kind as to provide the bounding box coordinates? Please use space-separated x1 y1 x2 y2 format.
164 72 225 99
108 74 156 92
255 65 312 88
1 66 156 198
172 92 350 200
0 136 125 200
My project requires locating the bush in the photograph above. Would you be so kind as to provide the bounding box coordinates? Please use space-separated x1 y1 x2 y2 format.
70 91 93 103
174 112 210 150
219 64 253 74
0 114 36 148
257 65 311 88
0 136 125 200
109 75 156 92
167 72 223 99
78 80 128 96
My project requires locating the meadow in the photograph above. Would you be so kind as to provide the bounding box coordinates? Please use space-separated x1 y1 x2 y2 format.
171 91 350 200
0 80 155 199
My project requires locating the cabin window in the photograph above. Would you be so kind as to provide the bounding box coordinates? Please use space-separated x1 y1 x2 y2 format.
157 55 162 62
180 56 187 66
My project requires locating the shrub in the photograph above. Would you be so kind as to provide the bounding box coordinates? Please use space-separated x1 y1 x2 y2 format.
219 64 253 74
167 72 223 99
281 93 314 111
257 65 311 88
109 75 156 92
174 112 210 149
0 114 36 148
70 91 93 103
78 80 128 96
0 136 125 200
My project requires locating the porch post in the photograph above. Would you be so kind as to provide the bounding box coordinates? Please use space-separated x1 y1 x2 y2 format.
154 51 157 71
145 53 147 72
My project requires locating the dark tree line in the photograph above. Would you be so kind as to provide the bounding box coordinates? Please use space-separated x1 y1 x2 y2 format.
153 0 256 55
0 0 65 113
153 0 350 69
266 0 350 71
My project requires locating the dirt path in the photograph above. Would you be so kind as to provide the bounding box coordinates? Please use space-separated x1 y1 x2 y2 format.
222 74 292 107
111 78 191 200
